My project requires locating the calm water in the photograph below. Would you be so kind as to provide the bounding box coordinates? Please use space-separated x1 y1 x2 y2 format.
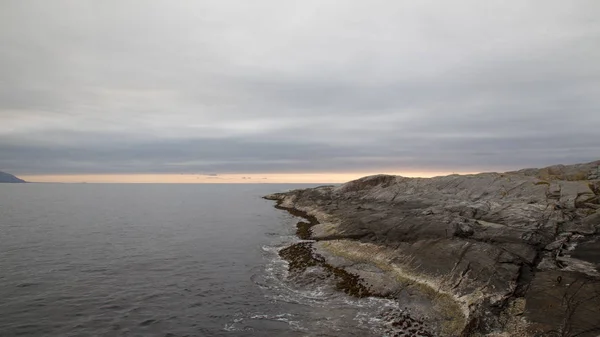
0 184 396 337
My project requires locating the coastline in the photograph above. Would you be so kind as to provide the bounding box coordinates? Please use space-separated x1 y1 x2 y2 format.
264 161 600 336
266 197 468 336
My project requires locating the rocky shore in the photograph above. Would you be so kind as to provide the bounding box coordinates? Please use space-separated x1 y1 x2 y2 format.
265 161 600 337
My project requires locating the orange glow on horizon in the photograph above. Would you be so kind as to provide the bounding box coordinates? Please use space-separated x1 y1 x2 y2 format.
20 171 479 184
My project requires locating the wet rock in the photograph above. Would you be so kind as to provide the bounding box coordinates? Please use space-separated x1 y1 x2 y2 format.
455 222 474 238
524 271 600 336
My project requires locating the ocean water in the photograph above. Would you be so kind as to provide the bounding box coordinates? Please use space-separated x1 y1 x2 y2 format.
0 184 396 337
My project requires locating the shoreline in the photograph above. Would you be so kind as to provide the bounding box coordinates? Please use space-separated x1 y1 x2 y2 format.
266 197 466 336
264 162 600 336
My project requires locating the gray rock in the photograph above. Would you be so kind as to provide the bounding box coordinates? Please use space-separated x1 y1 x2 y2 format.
583 210 600 227
266 160 600 336
544 238 567 251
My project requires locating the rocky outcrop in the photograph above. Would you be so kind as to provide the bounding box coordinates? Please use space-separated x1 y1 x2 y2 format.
0 171 26 183
265 160 600 337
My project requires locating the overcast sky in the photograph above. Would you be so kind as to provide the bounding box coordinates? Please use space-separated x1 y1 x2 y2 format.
1 1 599 176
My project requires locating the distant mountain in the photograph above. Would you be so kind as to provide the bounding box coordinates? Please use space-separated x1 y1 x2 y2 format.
0 171 26 183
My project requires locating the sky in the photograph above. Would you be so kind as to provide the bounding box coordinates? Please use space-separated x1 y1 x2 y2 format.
1 1 599 183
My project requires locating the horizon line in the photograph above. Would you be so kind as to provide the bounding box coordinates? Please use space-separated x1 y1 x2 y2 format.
18 171 480 184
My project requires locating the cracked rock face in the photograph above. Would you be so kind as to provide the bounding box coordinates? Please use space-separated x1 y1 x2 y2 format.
266 160 600 336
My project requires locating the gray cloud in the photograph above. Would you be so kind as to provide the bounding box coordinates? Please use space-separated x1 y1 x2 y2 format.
1 0 599 175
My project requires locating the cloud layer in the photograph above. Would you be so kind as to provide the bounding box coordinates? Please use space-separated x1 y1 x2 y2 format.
1 1 599 175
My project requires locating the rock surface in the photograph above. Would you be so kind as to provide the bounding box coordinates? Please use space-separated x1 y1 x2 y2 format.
266 160 600 336
0 171 26 183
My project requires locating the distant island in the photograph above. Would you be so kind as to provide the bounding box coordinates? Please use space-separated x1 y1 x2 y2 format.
0 171 26 183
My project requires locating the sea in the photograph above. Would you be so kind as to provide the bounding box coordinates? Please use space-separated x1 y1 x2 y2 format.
0 184 398 337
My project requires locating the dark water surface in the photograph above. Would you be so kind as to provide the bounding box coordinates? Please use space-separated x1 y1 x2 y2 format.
0 184 394 337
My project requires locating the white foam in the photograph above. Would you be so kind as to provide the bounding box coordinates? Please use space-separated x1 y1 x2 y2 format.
223 323 238 331
253 235 409 336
